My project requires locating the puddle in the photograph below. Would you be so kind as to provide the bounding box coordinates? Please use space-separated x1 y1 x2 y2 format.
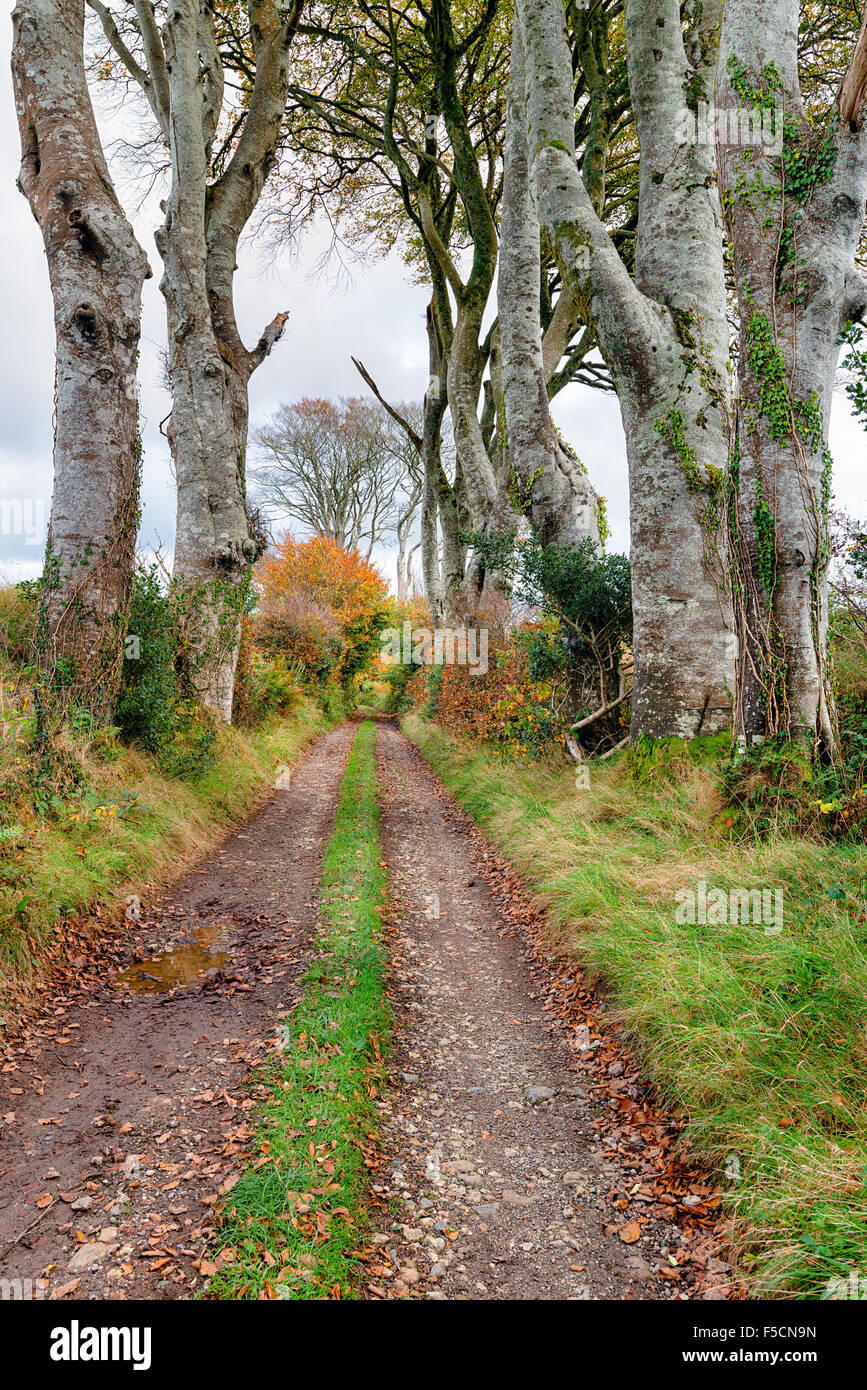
114 922 231 994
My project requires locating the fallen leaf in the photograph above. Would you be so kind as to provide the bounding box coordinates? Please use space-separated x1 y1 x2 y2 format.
51 1278 81 1300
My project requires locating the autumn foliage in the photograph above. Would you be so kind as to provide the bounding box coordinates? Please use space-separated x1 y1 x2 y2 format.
255 536 389 686
405 632 564 758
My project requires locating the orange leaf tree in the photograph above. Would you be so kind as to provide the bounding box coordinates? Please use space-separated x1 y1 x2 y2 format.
255 536 389 687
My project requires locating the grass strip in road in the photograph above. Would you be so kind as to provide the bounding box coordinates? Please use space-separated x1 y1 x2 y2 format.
403 714 867 1299
204 719 390 1299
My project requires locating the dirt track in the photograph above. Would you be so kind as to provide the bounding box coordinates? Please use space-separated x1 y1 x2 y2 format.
361 723 658 1299
0 723 353 1299
0 718 726 1300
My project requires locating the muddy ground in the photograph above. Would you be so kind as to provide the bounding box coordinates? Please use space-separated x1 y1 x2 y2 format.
0 718 728 1301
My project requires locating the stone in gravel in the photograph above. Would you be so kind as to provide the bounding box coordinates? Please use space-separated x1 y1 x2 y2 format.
70 1195 92 1211
501 1191 536 1206
430 1262 447 1279
402 1227 423 1242
474 1203 499 1217
562 1172 587 1188
400 1266 420 1284
44 1168 60 1180
98 1227 118 1244
524 1085 555 1104
68 1242 110 1271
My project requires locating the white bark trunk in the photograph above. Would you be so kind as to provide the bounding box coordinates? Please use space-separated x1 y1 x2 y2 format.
518 0 735 739
92 0 299 721
12 0 150 721
718 0 867 753
499 22 601 554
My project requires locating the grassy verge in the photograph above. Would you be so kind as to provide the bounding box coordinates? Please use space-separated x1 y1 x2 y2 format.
204 719 390 1300
403 714 867 1299
0 703 328 1023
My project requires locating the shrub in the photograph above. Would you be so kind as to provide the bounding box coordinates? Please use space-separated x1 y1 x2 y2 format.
116 566 217 780
717 738 867 841
255 536 389 690
468 530 632 742
406 631 564 758
156 703 219 780
233 616 305 727
116 566 179 755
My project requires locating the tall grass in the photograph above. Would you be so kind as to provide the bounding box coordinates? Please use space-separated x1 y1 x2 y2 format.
404 714 867 1299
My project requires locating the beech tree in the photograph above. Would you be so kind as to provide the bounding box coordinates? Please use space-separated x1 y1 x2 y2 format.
271 0 616 621
88 0 303 719
717 0 867 754
11 0 151 720
253 395 423 578
275 0 514 618
508 0 736 740
499 14 599 557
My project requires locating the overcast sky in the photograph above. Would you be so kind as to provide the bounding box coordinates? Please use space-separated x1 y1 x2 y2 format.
1 7 863 592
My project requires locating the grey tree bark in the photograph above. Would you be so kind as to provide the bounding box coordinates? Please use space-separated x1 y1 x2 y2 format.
420 299 451 623
717 0 867 754
517 0 735 740
90 0 300 720
12 0 150 721
499 20 600 555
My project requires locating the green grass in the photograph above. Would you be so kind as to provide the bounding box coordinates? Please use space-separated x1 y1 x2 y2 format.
403 714 867 1299
356 678 391 712
204 719 390 1300
0 703 328 1022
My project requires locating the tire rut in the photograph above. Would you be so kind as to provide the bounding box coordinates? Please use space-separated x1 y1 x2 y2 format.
0 721 355 1300
364 722 664 1301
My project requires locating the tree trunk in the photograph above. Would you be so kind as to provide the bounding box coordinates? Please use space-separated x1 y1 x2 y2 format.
154 1 254 720
12 0 150 721
499 22 601 555
423 0 521 616
519 0 735 740
717 0 867 754
419 300 449 622
90 0 299 721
